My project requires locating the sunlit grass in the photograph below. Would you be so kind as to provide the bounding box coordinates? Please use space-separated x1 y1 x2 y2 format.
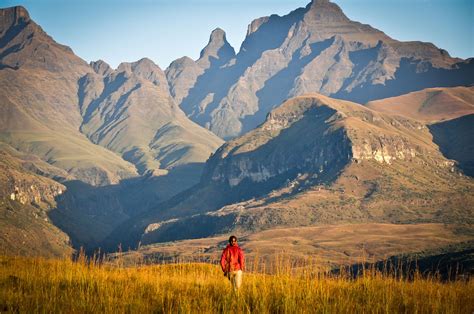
0 254 472 313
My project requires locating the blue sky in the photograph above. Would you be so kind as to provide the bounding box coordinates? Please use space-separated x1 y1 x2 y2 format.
2 0 473 69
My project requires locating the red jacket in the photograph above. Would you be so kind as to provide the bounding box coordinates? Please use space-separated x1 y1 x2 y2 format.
220 244 245 272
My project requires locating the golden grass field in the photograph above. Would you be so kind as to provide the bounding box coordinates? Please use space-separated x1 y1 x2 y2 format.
0 254 472 313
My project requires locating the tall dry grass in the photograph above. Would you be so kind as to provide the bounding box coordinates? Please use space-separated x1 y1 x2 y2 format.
0 253 472 313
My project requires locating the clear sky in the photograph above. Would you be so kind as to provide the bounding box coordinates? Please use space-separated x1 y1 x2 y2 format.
2 0 473 69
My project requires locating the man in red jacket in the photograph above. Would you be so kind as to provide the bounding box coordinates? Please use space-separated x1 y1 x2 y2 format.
220 235 245 290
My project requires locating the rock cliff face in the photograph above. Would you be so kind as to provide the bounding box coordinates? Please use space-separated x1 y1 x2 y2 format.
202 94 431 189
202 98 352 189
167 0 474 139
165 27 236 119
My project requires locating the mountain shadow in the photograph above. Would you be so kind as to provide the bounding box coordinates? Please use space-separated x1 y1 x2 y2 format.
48 163 206 253
428 114 474 177
335 58 474 104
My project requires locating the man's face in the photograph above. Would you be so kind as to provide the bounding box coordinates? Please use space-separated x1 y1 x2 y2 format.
230 238 237 246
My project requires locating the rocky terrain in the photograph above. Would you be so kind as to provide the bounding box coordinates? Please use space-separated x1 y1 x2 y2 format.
167 0 474 139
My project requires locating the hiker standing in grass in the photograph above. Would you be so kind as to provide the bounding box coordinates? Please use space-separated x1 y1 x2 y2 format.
220 235 245 290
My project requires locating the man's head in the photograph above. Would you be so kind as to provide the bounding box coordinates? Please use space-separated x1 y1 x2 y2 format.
229 235 237 246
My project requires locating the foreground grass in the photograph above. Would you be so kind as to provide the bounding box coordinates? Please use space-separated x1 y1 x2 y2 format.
0 255 472 313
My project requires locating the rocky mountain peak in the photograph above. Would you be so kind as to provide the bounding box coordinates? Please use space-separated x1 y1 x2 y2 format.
90 60 112 76
115 57 168 88
246 16 270 36
304 0 350 23
198 28 235 67
0 6 31 34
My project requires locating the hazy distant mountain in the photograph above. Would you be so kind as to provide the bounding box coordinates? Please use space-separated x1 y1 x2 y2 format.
0 6 223 184
167 0 474 139
79 57 223 176
105 93 473 246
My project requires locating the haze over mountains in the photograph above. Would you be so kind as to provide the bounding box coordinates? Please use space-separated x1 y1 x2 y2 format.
0 1 473 267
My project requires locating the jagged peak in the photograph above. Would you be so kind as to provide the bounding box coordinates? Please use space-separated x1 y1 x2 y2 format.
246 16 270 36
167 56 197 71
210 28 226 41
90 59 112 76
117 57 162 73
133 57 159 67
198 27 235 65
304 0 350 23
1 6 30 22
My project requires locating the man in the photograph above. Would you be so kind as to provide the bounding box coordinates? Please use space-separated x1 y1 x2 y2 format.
220 235 245 290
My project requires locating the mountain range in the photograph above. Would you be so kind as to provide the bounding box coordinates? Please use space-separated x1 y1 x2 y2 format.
0 1 473 268
166 0 473 139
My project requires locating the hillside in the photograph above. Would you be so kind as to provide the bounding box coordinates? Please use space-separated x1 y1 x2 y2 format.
366 86 474 176
0 145 73 257
366 86 474 123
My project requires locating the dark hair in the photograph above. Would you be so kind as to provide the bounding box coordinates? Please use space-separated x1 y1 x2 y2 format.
229 235 237 244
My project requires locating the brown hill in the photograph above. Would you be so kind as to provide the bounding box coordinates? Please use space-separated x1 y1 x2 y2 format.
366 86 474 123
113 224 473 272
366 86 474 176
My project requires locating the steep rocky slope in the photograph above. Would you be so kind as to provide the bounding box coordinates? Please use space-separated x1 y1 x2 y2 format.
429 114 474 177
134 94 474 245
167 0 474 139
79 58 223 175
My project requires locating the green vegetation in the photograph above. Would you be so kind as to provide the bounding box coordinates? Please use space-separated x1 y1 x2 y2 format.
0 255 472 313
